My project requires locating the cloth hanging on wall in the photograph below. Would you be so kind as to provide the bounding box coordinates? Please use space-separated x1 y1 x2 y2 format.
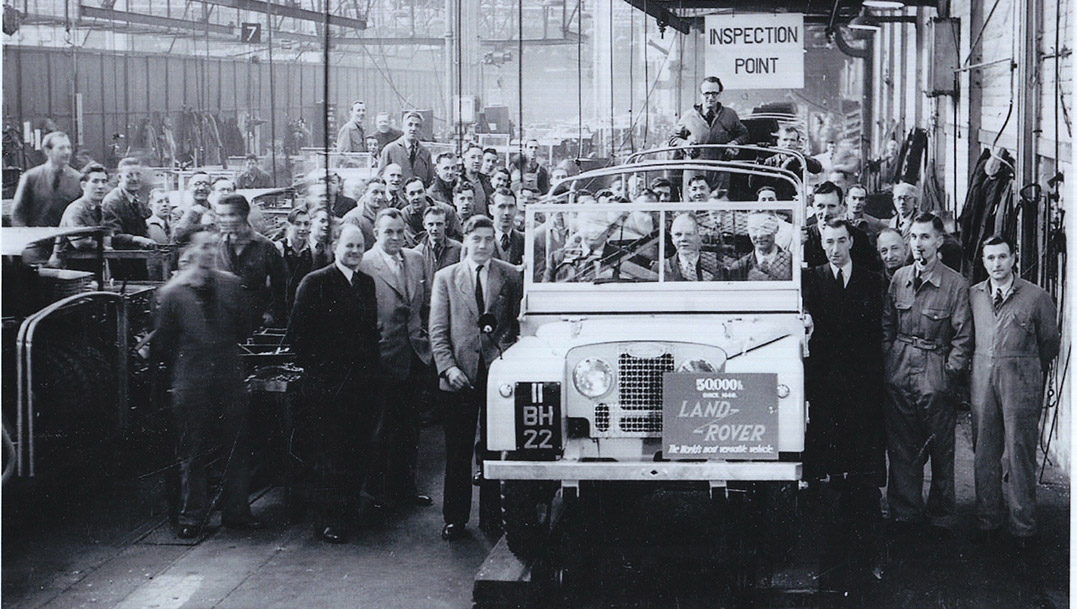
958 147 1015 283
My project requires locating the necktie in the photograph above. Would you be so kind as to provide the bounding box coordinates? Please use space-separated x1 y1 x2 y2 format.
681 258 698 281
500 233 510 253
349 272 359 288
835 267 844 289
913 269 923 291
475 264 485 312
758 260 770 276
433 243 443 261
993 288 1004 315
51 168 62 191
409 143 417 164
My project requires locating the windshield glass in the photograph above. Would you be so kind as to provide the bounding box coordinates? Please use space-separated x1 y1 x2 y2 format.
528 202 799 286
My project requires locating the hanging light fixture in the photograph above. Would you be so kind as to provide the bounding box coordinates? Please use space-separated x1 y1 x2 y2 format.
848 11 881 31
862 0 906 8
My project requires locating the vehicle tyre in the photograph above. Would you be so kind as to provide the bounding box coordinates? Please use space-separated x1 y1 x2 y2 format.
500 480 558 560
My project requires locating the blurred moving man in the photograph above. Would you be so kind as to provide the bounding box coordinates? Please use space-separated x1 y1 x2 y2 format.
969 235 1059 549
214 193 288 327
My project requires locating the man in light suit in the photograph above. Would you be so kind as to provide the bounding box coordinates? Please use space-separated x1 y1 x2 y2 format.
378 111 433 185
358 208 434 509
411 206 463 324
430 215 522 541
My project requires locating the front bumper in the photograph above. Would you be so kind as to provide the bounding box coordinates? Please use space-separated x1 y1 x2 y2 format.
485 460 802 482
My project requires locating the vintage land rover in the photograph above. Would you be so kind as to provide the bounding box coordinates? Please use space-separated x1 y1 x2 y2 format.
484 156 811 558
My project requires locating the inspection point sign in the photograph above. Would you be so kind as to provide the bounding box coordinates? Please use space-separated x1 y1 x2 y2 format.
704 14 805 90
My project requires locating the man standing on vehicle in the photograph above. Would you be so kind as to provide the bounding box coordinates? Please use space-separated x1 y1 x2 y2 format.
968 235 1058 549
669 77 749 196
802 219 887 583
12 131 83 227
430 215 522 541
882 212 972 534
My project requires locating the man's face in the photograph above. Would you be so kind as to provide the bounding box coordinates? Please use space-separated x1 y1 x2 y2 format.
578 214 609 251
551 168 568 184
481 152 499 175
846 187 867 216
83 171 111 202
385 165 403 190
826 142 837 155
876 231 907 271
464 227 496 264
187 231 220 271
310 210 331 242
893 187 917 218
464 148 483 173
403 116 421 141
376 113 390 133
654 186 672 202
325 176 341 195
335 227 365 270
288 213 311 243
821 224 853 267
46 136 73 166
189 175 212 201
776 131 799 150
670 216 701 256
814 192 845 224
908 221 942 264
699 81 722 111
423 213 447 243
435 158 456 182
982 242 1016 283
886 140 899 157
118 165 143 193
245 158 258 172
757 188 777 202
454 190 474 217
747 216 778 254
491 195 517 232
210 179 236 206
405 181 428 209
350 102 366 124
376 215 407 256
214 203 247 235
525 140 539 159
366 138 380 154
687 179 710 202
518 189 537 208
366 183 388 211
492 171 510 191
150 194 171 219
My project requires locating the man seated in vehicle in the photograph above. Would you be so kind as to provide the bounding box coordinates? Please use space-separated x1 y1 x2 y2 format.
727 211 793 281
662 213 721 281
545 212 631 283
750 125 822 201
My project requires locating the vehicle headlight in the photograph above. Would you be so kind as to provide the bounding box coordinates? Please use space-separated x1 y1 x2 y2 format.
573 358 614 398
678 359 717 373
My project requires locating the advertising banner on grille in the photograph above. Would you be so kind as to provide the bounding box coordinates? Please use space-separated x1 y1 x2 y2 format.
704 14 804 90
662 373 779 460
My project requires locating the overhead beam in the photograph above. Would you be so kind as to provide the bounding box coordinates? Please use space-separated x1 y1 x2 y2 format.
194 0 367 30
651 0 935 11
618 0 691 34
78 5 235 35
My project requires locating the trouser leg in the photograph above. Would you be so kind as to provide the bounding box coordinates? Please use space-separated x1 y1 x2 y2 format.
971 367 1005 531
883 383 927 522
219 393 253 521
443 391 481 525
924 389 956 528
1000 362 1044 537
173 399 209 527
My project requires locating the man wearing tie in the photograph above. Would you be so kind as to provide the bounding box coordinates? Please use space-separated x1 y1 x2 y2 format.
663 213 718 281
802 219 887 584
411 207 462 323
882 212 972 534
378 111 433 185
727 211 793 281
286 225 382 543
968 235 1059 549
489 189 525 266
359 208 434 509
430 215 522 540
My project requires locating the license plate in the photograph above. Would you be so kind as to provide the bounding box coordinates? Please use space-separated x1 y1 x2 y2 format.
662 373 779 460
514 382 562 452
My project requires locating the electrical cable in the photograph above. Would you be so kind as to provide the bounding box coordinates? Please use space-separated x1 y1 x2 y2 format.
576 0 583 165
608 0 614 158
962 0 1003 67
643 3 649 149
517 0 523 163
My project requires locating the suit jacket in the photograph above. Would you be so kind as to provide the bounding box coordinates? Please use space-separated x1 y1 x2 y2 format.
662 251 722 281
726 248 793 281
378 137 434 186
358 247 432 382
805 223 882 273
341 205 378 252
494 229 526 266
430 258 522 389
286 264 380 390
412 236 463 315
802 263 886 485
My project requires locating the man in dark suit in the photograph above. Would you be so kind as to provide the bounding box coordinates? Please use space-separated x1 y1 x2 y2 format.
727 211 793 281
378 111 434 185
358 208 434 509
489 188 525 266
804 181 882 273
802 219 887 586
430 215 522 541
286 224 382 543
662 213 720 281
153 231 264 539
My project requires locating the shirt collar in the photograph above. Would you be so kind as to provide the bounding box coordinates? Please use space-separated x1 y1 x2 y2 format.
464 256 490 274
755 247 777 266
374 243 402 265
910 257 941 287
335 259 355 282
678 250 701 265
830 260 853 283
989 275 1016 298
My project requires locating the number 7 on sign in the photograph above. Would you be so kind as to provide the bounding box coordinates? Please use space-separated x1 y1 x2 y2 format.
241 23 261 44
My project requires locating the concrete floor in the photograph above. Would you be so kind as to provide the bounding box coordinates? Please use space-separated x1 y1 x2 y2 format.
2 411 1070 609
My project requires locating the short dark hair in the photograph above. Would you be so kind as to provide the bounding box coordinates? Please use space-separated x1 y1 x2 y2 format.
403 176 426 191
982 234 1015 254
435 151 455 165
911 212 946 234
80 162 108 182
212 176 234 188
846 183 867 196
464 144 483 156
463 214 494 235
287 207 309 224
650 177 673 190
813 180 844 203
453 181 475 196
822 218 853 237
245 153 259 161
493 167 511 180
216 193 251 217
701 76 724 93
365 176 386 191
482 147 498 157
422 206 448 221
350 99 365 110
492 188 516 205
686 174 710 188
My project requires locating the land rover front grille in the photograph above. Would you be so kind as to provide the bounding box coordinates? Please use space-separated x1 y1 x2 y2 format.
618 352 675 410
